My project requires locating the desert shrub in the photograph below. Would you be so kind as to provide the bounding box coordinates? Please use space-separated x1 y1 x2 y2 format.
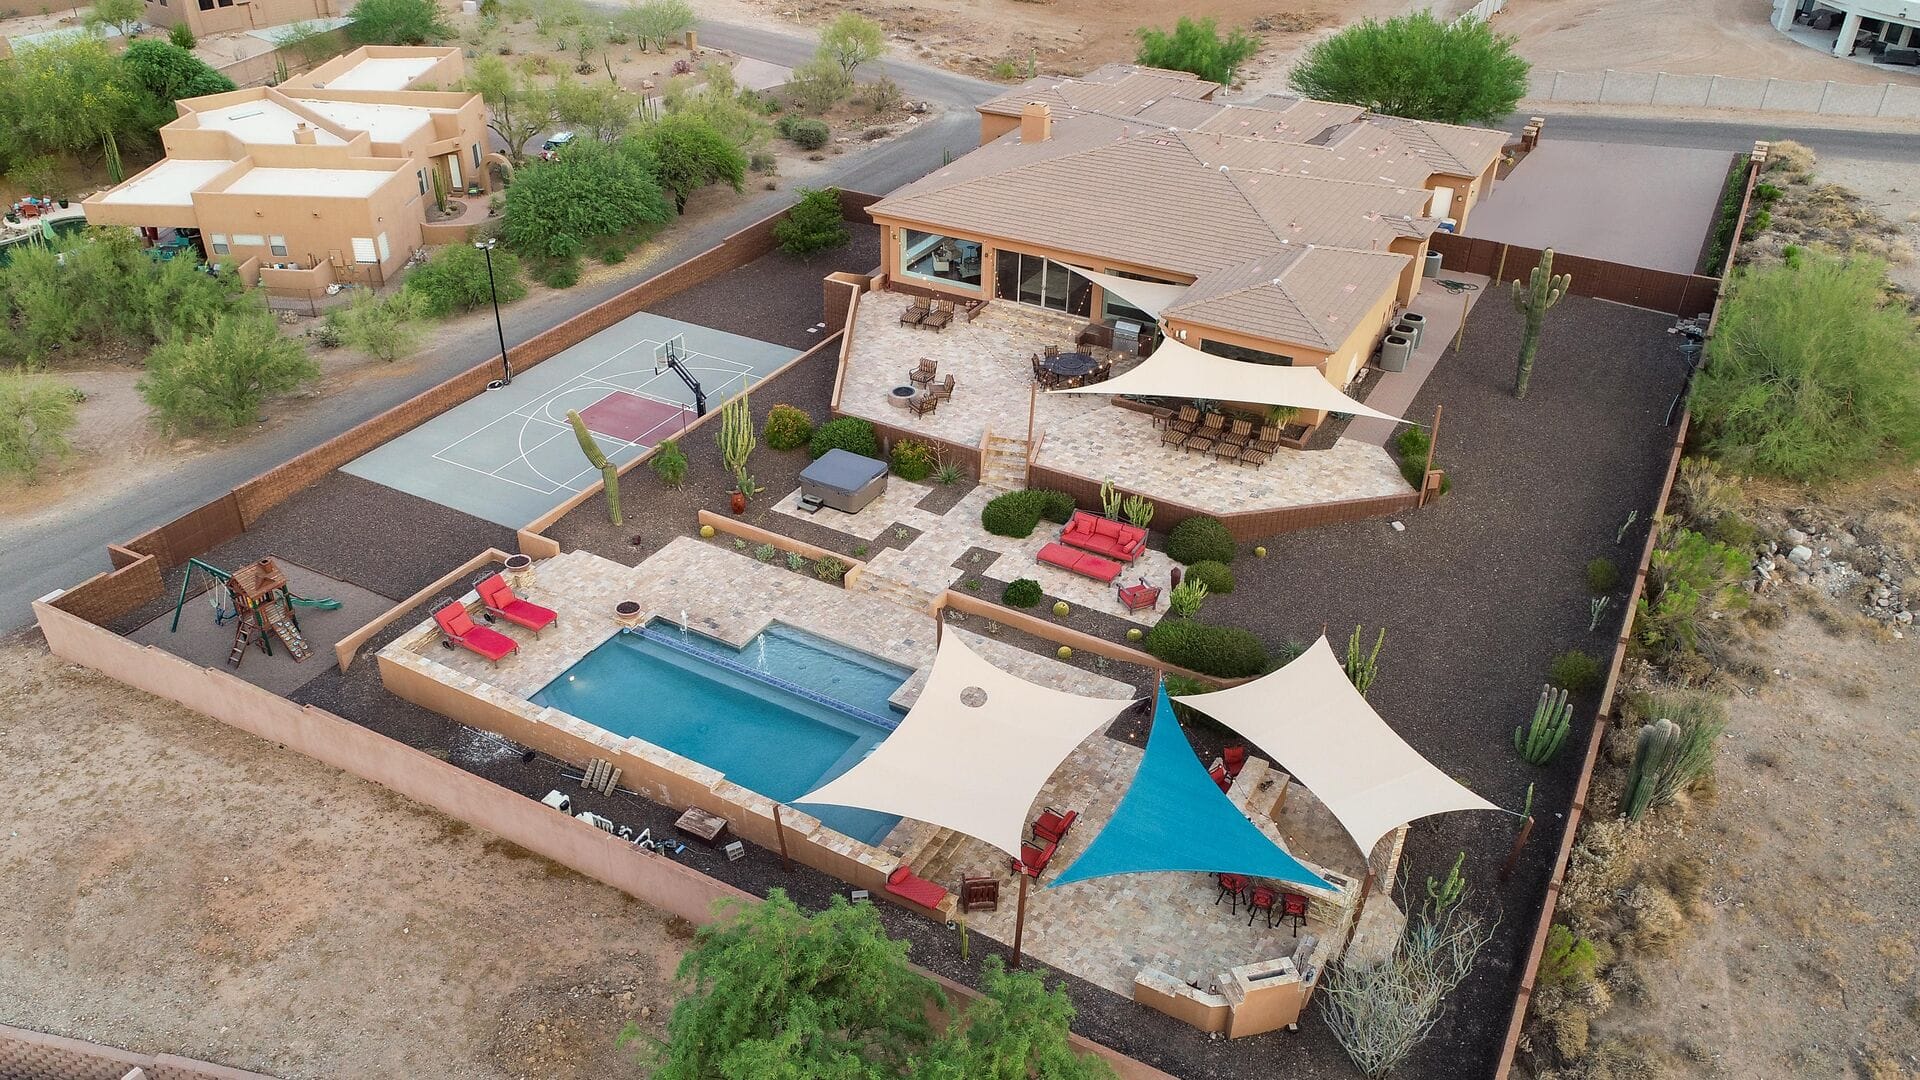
501 140 670 259
749 151 778 174
813 556 847 583
347 0 451 44
627 113 749 215
1586 557 1620 594
1549 649 1603 694
326 289 426 362
762 403 813 450
785 117 831 150
980 489 1046 538
167 22 196 48
121 40 237 102
1184 560 1235 595
753 542 777 562
890 439 937 481
0 373 78 477
1671 456 1740 532
1693 253 1920 483
1037 489 1074 524
651 437 687 486
1002 578 1042 608
1134 16 1260 85
1393 425 1449 494
404 243 527 317
1144 619 1268 679
1634 527 1748 658
787 57 851 113
540 258 581 288
1288 10 1528 125
808 416 879 459
138 311 319 432
1167 515 1235 565
1538 924 1600 992
773 186 850 258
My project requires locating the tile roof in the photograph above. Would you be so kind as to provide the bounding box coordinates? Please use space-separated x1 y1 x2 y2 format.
1163 247 1411 351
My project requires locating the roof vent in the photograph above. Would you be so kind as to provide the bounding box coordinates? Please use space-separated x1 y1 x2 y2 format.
292 122 317 145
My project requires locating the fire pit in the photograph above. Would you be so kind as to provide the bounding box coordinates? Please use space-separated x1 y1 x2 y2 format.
888 385 918 408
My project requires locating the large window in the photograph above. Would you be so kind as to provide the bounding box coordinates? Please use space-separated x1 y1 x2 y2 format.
901 229 983 290
992 251 1090 316
1200 339 1295 367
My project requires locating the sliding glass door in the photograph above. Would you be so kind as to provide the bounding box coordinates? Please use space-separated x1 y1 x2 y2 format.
992 250 1090 316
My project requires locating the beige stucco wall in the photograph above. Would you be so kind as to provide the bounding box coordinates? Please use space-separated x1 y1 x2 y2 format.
978 111 1021 145
143 0 340 35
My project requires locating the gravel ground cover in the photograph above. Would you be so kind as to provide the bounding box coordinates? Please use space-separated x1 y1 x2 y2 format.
644 224 880 350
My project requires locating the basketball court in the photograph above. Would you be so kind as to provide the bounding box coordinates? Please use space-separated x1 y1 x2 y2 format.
343 311 799 527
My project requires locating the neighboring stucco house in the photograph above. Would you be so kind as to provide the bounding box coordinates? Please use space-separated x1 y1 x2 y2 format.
82 47 490 288
139 0 342 40
866 64 1509 388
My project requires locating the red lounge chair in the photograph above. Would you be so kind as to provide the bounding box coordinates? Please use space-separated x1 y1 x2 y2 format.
433 602 518 665
1012 837 1058 877
1208 761 1231 792
1223 745 1247 778
1033 807 1078 844
1036 542 1122 583
884 865 949 909
1060 511 1147 562
476 573 557 635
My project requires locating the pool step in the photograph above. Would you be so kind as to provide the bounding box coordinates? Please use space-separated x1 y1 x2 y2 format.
915 827 981 887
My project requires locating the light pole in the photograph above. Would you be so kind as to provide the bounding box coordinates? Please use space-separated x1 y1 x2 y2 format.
476 237 511 386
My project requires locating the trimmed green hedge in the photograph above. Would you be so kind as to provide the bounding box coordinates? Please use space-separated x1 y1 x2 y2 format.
763 404 813 451
1002 578 1043 607
1167 516 1235 565
1184 560 1235 594
808 416 879 459
1144 619 1268 679
980 489 1075 538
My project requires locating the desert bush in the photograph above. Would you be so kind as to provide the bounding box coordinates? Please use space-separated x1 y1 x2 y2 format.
502 140 670 259
122 40 237 102
762 404 813 450
890 439 936 481
1288 10 1528 125
1549 649 1603 694
980 489 1047 538
773 186 849 257
1133 16 1260 85
0 373 78 477
783 117 832 150
347 0 451 45
1538 924 1601 992
1393 425 1450 494
138 311 319 432
1002 578 1042 608
808 416 879 460
1167 515 1235 564
541 257 581 288
753 542 777 562
167 22 196 48
1143 619 1267 678
1693 253 1920 483
813 556 847 583
1634 527 1747 658
651 437 687 486
1037 489 1074 524
404 243 526 317
1586 557 1621 594
1671 456 1741 533
1184 560 1234 594
326 289 426 362
788 57 852 113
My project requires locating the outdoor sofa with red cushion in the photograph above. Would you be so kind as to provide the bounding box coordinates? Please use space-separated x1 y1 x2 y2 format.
1037 542 1122 583
884 865 949 909
433 602 519 665
1060 511 1147 562
476 573 557 635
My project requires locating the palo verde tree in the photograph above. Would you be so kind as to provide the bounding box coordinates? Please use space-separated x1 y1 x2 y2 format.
467 55 553 166
0 36 152 182
138 310 320 432
89 0 144 39
121 39 238 102
346 0 451 46
629 114 746 214
1289 12 1529 125
1134 16 1260 86
818 11 886 75
1510 247 1569 400
773 186 850 258
0 373 79 478
625 0 696 53
500 139 670 258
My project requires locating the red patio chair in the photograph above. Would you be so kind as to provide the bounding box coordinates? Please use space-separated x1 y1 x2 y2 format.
433 602 518 665
1247 885 1277 927
1216 872 1249 914
1223 745 1247 778
476 573 557 635
1278 891 1309 936
1033 807 1077 844
1208 760 1231 793
1013 837 1058 877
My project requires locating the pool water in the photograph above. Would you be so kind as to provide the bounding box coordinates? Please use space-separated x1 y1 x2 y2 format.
531 621 910 845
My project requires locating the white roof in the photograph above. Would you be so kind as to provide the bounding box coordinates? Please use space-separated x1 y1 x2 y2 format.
1049 334 1406 422
194 99 346 145
289 98 439 143
97 159 235 206
221 167 395 198
1172 636 1501 855
797 633 1133 857
321 56 439 91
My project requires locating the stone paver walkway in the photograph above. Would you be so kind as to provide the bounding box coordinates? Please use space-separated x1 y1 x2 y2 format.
1341 272 1491 446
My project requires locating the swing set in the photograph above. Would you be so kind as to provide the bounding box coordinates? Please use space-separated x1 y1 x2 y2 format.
169 557 342 669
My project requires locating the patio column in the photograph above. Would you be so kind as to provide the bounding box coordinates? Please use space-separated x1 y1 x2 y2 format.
1833 9 1862 55
1772 0 1792 31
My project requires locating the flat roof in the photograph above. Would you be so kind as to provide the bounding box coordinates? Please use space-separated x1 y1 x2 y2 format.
222 167 394 198
194 99 346 146
98 159 235 207
288 98 438 143
321 56 439 91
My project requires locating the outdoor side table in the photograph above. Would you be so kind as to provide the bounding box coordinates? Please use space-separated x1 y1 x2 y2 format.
675 806 729 845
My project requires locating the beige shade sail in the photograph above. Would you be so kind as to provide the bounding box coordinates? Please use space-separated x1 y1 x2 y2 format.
1064 265 1191 320
795 632 1135 857
1048 335 1405 423
1171 636 1498 855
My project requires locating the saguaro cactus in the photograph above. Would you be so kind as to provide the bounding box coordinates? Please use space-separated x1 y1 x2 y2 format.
566 410 621 525
1510 248 1571 400
717 380 759 498
1515 684 1573 765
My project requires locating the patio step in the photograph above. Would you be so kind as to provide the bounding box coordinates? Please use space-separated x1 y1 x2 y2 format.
854 572 942 613
979 435 1030 490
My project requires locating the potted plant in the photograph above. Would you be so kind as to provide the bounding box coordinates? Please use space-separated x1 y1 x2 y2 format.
614 600 643 628
730 487 747 515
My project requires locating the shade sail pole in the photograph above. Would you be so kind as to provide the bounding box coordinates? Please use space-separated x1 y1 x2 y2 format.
772 803 793 872
1011 870 1030 969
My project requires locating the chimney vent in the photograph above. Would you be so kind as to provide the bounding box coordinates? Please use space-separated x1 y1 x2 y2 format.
293 122 317 145
1020 101 1051 144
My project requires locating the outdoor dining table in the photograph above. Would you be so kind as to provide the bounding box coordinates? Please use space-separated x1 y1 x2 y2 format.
1042 350 1101 380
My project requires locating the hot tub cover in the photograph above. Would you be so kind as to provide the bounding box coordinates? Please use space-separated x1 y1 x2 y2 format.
801 449 889 497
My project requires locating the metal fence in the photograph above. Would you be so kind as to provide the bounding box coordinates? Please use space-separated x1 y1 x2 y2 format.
1527 68 1920 119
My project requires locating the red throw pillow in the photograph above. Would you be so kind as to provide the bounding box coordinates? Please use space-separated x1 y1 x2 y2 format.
888 866 910 885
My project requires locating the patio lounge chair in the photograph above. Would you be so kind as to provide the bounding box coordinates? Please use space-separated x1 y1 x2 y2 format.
884 864 950 910
1160 425 1188 448
930 373 955 401
1014 836 1058 876
433 602 519 665
1239 446 1271 468
476 573 557 635
1170 405 1200 435
1183 435 1215 456
1033 806 1078 844
921 299 955 331
1061 510 1146 562
908 395 938 418
1200 413 1226 437
1037 541 1122 583
1225 419 1253 447
1253 425 1282 453
1213 441 1243 465
901 297 930 327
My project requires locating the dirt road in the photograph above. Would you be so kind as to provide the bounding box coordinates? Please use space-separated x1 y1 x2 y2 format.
0 634 687 1080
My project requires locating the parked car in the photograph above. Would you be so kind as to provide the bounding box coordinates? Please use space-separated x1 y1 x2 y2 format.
538 131 575 161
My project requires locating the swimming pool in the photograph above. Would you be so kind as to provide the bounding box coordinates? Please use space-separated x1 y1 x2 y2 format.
530 620 910 845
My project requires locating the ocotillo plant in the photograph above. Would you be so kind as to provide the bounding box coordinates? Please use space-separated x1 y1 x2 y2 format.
716 381 760 499
1345 624 1385 698
1122 492 1155 529
1099 478 1122 519
1510 248 1571 400
1515 684 1573 765
566 410 621 525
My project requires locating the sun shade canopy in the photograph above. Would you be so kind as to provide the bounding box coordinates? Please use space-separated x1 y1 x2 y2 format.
795 633 1132 857
1048 335 1405 424
1049 687 1333 891
1172 637 1499 856
1064 265 1191 320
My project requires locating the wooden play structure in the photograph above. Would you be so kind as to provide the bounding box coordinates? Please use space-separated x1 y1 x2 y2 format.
169 557 335 668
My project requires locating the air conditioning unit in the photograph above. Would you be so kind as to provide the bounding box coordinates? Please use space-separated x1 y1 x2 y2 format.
1379 334 1413 373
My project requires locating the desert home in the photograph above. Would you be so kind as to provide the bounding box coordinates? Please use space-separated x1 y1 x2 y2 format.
81 46 490 286
138 0 343 40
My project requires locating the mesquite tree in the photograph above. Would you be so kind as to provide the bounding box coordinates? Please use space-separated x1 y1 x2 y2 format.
1510 248 1570 400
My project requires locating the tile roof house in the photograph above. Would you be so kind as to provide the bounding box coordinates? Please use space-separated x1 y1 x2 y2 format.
866 64 1509 387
